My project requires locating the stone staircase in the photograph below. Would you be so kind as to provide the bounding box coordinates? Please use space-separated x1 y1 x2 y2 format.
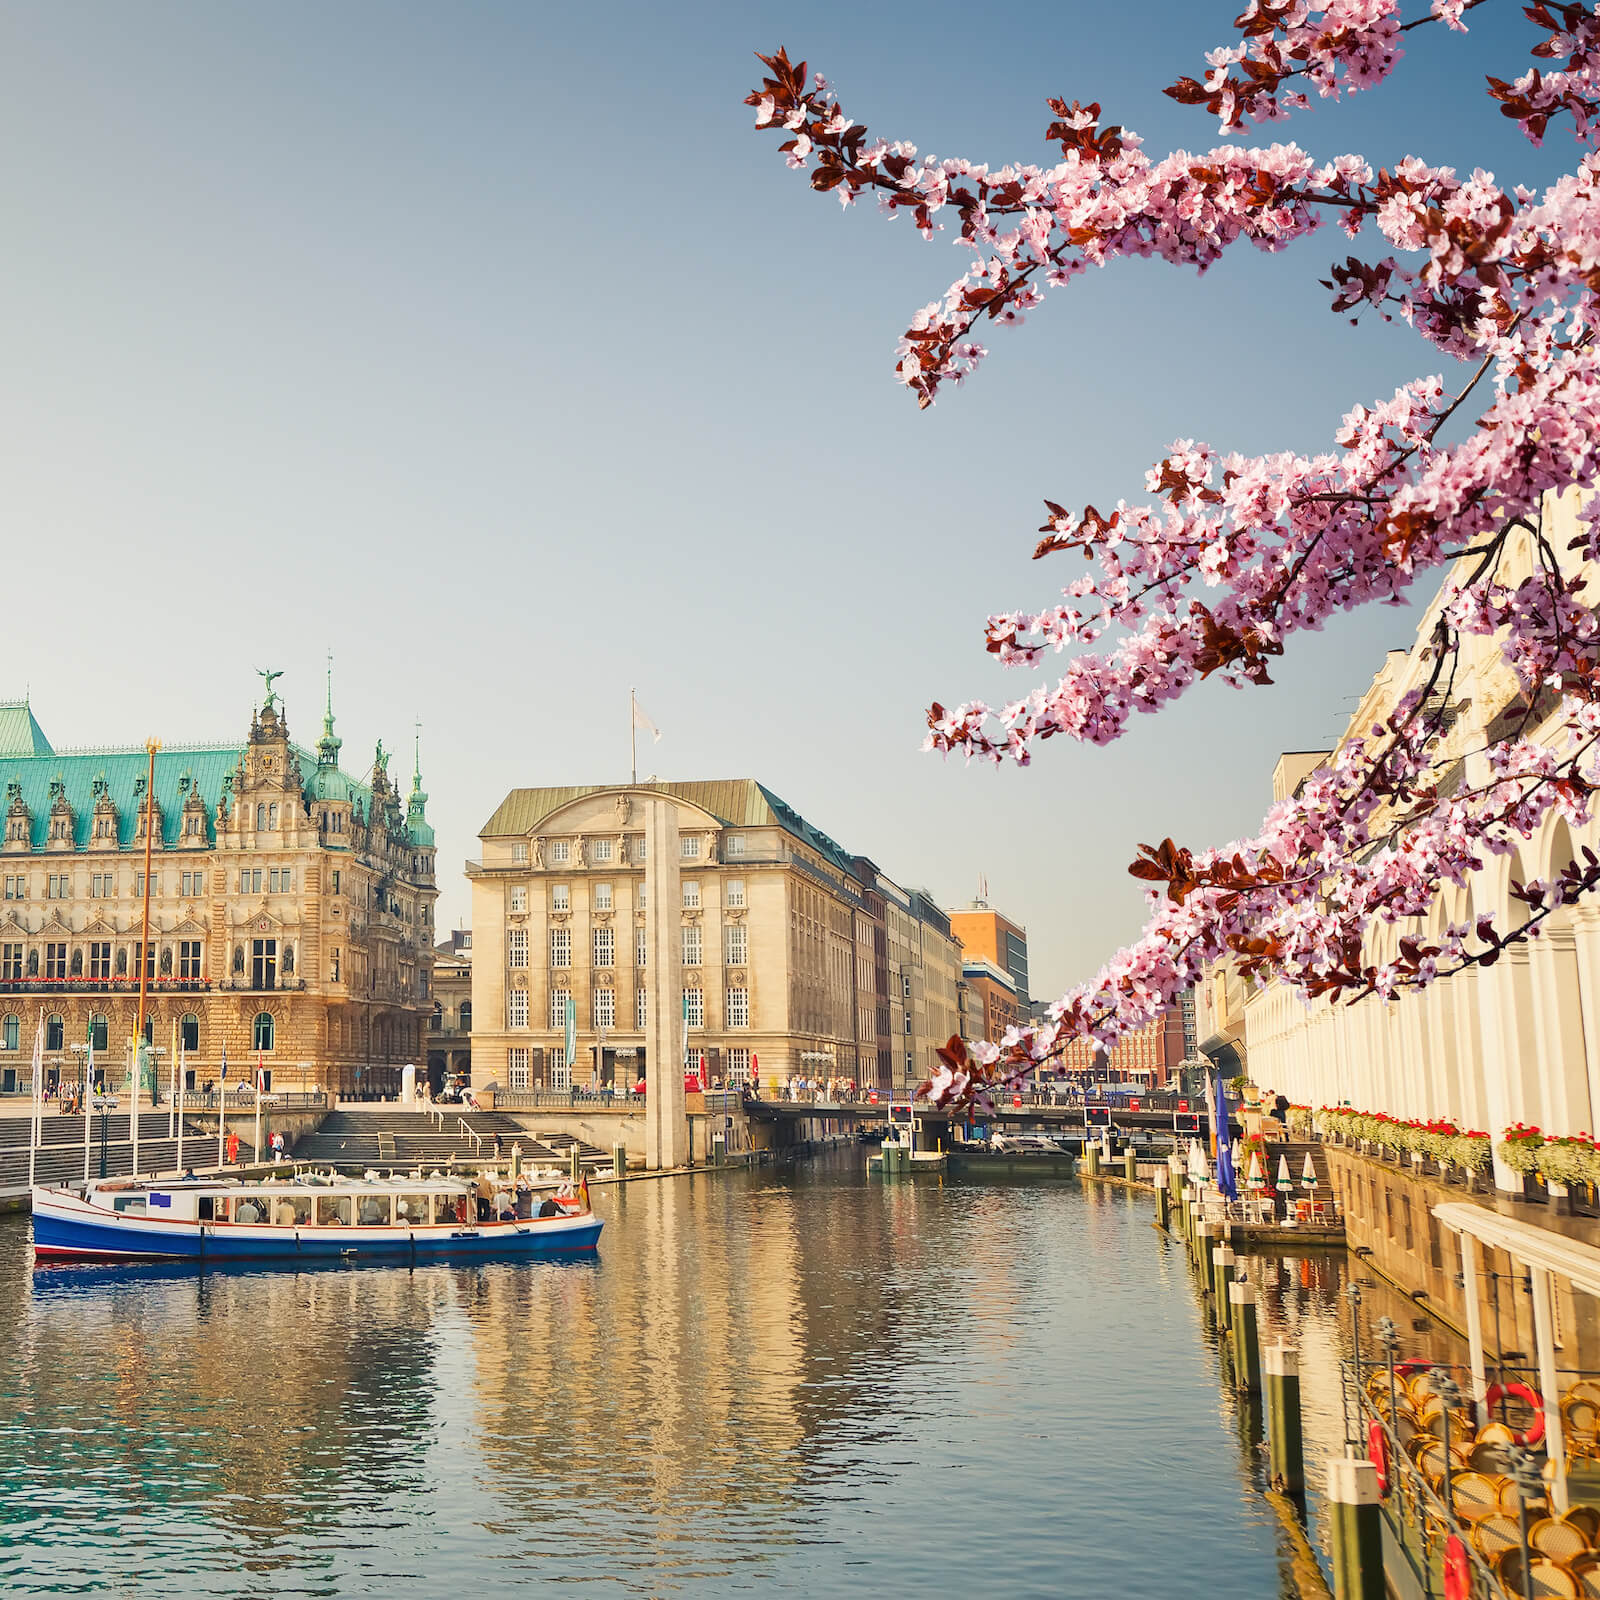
289 1109 609 1173
0 1112 255 1192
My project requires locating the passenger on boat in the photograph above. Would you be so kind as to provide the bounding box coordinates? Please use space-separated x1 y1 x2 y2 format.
537 1197 561 1219
493 1190 515 1220
275 1199 297 1226
235 1199 262 1225
358 1197 386 1226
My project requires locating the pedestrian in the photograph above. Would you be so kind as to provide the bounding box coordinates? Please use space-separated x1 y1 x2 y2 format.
226 1129 240 1165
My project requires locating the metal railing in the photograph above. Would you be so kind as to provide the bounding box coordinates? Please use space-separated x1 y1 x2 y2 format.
456 1118 482 1154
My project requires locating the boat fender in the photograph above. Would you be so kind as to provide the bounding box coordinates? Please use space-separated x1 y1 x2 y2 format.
1367 1420 1391 1495
1484 1381 1546 1447
1443 1535 1470 1600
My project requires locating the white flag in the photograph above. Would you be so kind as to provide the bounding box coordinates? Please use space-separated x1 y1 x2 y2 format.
632 697 661 742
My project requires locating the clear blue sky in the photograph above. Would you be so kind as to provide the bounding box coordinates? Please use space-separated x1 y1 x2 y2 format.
0 1 1571 1002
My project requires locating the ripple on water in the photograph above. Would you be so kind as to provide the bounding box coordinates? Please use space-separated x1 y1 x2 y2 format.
0 1157 1316 1598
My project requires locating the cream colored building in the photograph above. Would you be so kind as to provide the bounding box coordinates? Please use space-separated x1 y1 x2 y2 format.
466 780 962 1097
1232 492 1600 1190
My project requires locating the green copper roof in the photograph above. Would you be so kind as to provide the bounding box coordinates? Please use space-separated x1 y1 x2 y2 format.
0 701 54 758
480 779 859 877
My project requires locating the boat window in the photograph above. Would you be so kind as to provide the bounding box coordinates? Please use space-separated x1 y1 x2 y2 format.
316 1195 351 1227
111 1196 148 1214
232 1197 265 1225
272 1194 312 1227
396 1194 428 1225
198 1196 215 1221
356 1194 391 1226
435 1192 467 1225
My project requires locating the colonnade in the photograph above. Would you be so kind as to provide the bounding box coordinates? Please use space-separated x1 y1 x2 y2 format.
1245 811 1600 1191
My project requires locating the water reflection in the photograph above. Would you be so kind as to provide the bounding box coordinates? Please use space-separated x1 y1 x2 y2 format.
0 1158 1350 1598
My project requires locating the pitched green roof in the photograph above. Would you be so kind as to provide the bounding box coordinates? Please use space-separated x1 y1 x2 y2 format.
480 779 860 876
0 701 54 758
0 734 404 851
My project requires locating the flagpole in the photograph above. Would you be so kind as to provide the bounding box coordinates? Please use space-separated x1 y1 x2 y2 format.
218 1047 227 1168
630 687 637 786
175 1039 185 1176
83 1032 93 1189
169 1019 177 1139
254 1052 263 1163
27 1012 41 1190
130 1035 139 1179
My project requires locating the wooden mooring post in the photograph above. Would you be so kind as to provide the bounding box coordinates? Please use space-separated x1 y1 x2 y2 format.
1326 1455 1384 1600
1264 1343 1305 1495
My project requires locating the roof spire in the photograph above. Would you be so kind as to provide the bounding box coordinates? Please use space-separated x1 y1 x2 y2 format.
316 651 342 767
408 718 429 816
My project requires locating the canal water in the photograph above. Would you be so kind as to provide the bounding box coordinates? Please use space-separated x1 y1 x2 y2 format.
0 1151 1436 1598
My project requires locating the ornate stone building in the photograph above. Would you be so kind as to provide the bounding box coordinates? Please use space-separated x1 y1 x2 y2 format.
0 680 437 1098
467 780 962 1097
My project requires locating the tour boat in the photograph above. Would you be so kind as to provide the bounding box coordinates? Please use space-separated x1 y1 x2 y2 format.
31 1172 603 1264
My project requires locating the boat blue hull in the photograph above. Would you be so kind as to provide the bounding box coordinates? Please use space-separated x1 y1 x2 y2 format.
33 1208 602 1264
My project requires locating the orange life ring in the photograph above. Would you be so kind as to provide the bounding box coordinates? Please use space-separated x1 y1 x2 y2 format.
1443 1535 1470 1600
1368 1420 1391 1495
1485 1381 1546 1447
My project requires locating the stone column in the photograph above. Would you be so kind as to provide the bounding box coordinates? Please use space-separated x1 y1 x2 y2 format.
643 798 686 1170
1527 921 1591 1136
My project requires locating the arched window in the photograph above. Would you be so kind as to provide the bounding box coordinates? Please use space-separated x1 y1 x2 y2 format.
180 1013 199 1051
233 945 245 975
90 1014 107 1052
253 1012 274 1052
283 943 295 977
459 1000 472 1032
1 1015 16 1051
255 804 265 831
267 803 278 830
45 1015 63 1051
429 1001 442 1032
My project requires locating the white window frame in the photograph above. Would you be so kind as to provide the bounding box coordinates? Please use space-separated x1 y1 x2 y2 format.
507 929 529 969
680 836 700 859
727 834 746 857
635 988 648 1029
594 988 615 1029
550 927 571 968
549 990 569 1029
681 926 702 967
512 842 529 864
635 928 647 967
507 988 529 1029
593 927 615 968
682 880 700 909
727 987 749 1028
510 885 528 914
551 884 570 913
684 988 704 1027
550 839 570 863
724 924 747 966
508 1047 530 1091
725 878 745 908
594 882 613 911
592 838 614 862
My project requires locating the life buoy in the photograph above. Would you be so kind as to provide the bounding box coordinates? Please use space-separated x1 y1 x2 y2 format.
1443 1535 1470 1600
1485 1381 1546 1447
1368 1420 1391 1495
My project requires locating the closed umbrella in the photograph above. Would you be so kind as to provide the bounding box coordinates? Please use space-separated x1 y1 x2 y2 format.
1187 1139 1208 1182
1301 1153 1318 1190
1247 1148 1265 1189
1276 1155 1292 1187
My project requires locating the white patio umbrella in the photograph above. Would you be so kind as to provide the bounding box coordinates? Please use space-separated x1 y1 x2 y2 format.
1247 1148 1265 1189
1187 1139 1208 1182
1301 1153 1318 1190
1276 1154 1292 1187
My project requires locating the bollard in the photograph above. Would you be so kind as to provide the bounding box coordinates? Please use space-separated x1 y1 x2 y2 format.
569 1145 580 1185
612 1142 628 1181
1230 1277 1261 1393
1084 1144 1100 1178
1198 1220 1218 1290
1265 1344 1305 1495
1213 1243 1236 1329
712 1133 726 1167
1123 1146 1137 1183
1154 1165 1170 1230
1326 1454 1385 1600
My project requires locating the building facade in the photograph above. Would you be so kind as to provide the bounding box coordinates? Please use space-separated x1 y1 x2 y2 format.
949 901 1030 1006
466 780 962 1097
427 929 472 1092
0 685 437 1098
